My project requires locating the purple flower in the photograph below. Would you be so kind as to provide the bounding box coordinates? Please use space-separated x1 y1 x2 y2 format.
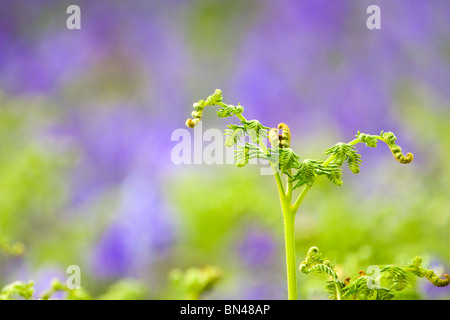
237 227 277 267
90 173 176 279
91 224 131 278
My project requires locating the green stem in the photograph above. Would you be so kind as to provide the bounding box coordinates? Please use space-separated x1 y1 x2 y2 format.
290 185 310 216
283 206 297 300
235 113 247 123
276 170 297 300
286 169 293 203
335 282 342 300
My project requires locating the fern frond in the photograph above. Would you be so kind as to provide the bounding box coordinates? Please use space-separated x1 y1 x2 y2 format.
186 89 244 128
347 151 362 174
217 104 244 118
234 143 267 167
301 247 449 300
323 142 362 174
235 144 250 168
290 160 343 189
379 265 410 291
278 148 301 172
241 120 269 144
300 247 344 300
341 276 393 300
290 160 320 189
224 124 246 147
406 257 450 287
325 280 345 300
299 247 339 280
325 165 343 186
323 142 352 165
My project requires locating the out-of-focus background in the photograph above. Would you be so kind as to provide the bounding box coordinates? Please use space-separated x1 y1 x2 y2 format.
0 0 449 299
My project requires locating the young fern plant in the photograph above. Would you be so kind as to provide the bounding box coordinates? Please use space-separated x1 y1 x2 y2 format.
185 89 415 300
299 247 449 300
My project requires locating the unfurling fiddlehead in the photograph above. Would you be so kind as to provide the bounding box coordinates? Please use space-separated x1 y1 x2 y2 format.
356 131 414 164
407 257 450 287
299 247 344 300
278 123 291 148
268 123 290 148
380 131 414 164
186 89 244 128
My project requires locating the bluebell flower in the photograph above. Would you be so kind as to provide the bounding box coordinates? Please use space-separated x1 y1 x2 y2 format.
237 227 277 267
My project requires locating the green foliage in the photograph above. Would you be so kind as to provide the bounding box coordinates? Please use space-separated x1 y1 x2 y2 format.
406 257 450 287
169 266 222 300
1 278 91 301
224 121 269 149
324 143 362 174
186 89 244 128
300 247 449 300
356 130 414 164
0 281 34 300
40 279 92 300
0 277 150 300
299 247 344 300
217 104 244 118
278 148 301 173
288 160 343 189
224 124 246 147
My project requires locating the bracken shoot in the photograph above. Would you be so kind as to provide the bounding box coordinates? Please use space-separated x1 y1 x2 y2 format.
184 89 448 300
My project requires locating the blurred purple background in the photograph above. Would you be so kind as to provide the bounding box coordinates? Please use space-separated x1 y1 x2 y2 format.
0 0 449 300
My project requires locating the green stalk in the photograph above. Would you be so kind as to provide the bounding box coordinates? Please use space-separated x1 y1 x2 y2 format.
282 206 297 300
335 282 342 300
274 171 298 300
